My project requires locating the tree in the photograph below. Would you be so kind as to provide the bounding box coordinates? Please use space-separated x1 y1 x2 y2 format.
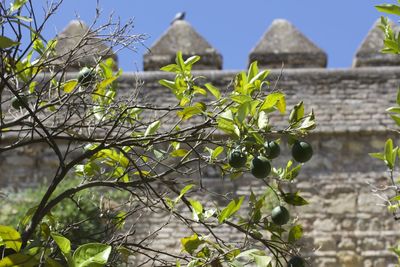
371 1 400 263
0 0 316 266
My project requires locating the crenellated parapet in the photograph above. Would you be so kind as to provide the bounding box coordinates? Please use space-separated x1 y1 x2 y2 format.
53 18 400 71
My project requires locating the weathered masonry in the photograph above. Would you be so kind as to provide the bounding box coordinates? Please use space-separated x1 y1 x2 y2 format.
3 18 400 266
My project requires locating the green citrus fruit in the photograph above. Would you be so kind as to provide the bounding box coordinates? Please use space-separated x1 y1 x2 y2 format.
250 156 271 178
288 256 306 267
228 149 247 168
11 95 28 109
78 67 96 87
264 140 280 159
271 205 290 225
291 141 313 163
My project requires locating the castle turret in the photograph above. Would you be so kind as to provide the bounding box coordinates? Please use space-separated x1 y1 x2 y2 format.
53 20 118 70
143 20 222 71
353 19 400 67
249 19 327 69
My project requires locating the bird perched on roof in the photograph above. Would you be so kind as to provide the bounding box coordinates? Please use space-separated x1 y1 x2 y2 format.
171 12 185 24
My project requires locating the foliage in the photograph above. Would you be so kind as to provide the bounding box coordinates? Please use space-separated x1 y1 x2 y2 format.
0 0 316 266
0 179 130 245
373 1 400 264
374 0 400 218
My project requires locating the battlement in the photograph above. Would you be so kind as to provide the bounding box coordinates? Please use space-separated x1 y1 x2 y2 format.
54 18 400 71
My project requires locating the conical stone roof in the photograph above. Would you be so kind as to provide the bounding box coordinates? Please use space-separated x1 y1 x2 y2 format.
53 20 117 70
353 19 400 67
249 19 327 69
143 20 222 70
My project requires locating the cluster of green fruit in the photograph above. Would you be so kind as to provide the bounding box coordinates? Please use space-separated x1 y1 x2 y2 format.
227 139 310 266
228 140 313 179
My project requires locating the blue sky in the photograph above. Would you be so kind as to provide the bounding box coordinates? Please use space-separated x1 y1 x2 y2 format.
37 0 393 71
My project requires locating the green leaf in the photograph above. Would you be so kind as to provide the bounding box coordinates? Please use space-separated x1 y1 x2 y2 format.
236 100 260 123
283 192 308 206
51 232 71 255
376 4 400 16
253 254 272 267
180 234 204 255
384 139 395 169
204 83 221 100
0 36 19 49
389 244 400 257
230 95 252 105
281 160 302 181
189 199 203 216
389 107 400 114
217 117 238 137
94 149 129 168
160 64 180 73
390 195 400 202
159 79 177 91
96 76 118 91
249 70 270 85
73 243 111 267
259 92 285 112
236 249 272 267
63 80 78 93
237 101 252 124
289 101 304 124
288 225 303 243
193 86 207 96
179 96 190 107
369 152 385 161
0 253 38 267
390 114 400 126
298 110 316 131
177 103 206 120
247 61 259 81
184 55 201 67
220 109 234 121
187 260 200 267
397 88 400 105
175 51 185 71
32 37 44 54
276 95 286 113
99 58 115 78
10 0 27 12
234 72 248 94
29 81 37 94
144 120 161 137
177 184 194 201
170 149 188 157
211 146 224 159
0 225 22 252
257 111 269 130
218 196 245 223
